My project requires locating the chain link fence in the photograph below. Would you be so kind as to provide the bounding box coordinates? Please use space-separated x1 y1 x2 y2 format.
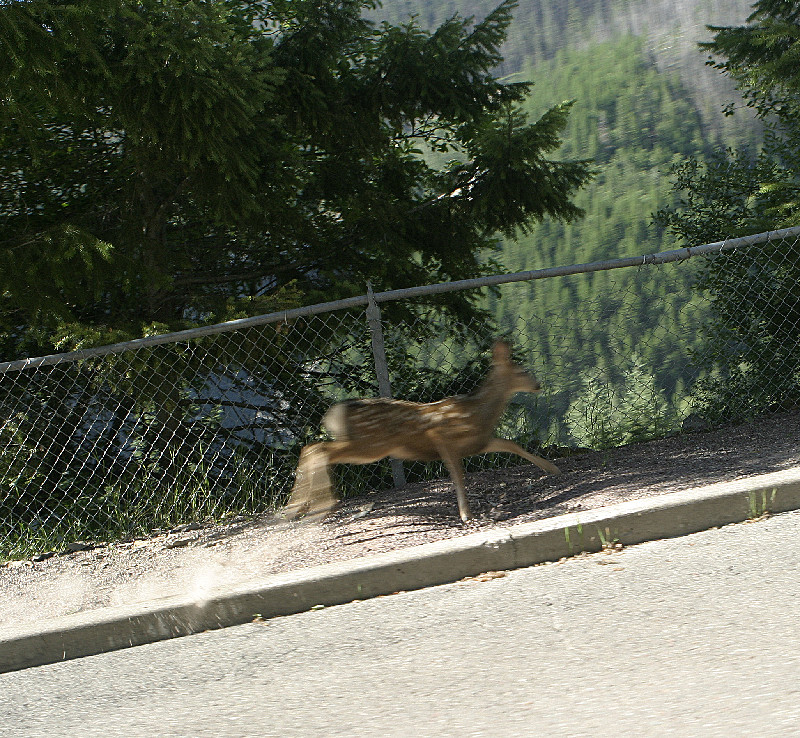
2 226 799 557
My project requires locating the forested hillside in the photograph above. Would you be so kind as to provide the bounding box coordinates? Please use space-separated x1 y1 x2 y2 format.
510 35 707 269
495 37 711 434
372 0 768 446
375 0 759 267
376 0 755 134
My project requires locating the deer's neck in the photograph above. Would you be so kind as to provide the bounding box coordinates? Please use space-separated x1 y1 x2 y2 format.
470 369 513 430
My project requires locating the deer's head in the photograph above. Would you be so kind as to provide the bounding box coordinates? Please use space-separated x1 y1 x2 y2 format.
492 341 541 395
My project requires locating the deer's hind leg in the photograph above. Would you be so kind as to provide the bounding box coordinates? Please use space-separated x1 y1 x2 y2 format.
283 440 395 521
482 438 561 475
283 443 339 521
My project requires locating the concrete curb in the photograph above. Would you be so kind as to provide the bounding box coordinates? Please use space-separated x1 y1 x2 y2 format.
3 467 800 673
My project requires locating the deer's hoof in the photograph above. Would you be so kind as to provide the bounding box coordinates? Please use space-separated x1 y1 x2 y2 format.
281 502 308 521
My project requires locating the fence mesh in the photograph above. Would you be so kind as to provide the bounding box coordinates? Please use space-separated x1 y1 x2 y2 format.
2 228 799 557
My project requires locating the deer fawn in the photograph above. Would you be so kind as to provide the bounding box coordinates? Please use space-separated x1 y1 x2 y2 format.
282 341 561 523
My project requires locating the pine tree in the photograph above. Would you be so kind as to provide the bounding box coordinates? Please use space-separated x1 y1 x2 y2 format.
0 0 594 358
656 0 800 418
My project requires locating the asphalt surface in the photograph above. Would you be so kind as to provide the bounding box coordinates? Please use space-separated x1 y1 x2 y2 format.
2 508 800 737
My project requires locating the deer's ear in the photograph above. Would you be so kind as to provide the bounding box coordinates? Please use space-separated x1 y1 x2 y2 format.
492 341 511 363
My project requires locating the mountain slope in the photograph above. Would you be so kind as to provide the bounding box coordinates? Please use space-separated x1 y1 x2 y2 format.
375 0 755 140
372 0 765 445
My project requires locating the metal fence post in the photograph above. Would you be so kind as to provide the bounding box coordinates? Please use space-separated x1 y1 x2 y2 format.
366 283 407 489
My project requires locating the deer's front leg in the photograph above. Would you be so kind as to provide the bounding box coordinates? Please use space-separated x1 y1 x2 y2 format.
431 434 472 522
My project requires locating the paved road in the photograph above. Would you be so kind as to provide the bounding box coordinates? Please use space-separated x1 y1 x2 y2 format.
3 510 800 737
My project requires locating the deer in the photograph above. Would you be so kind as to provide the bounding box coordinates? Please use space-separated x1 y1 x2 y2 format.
282 341 561 523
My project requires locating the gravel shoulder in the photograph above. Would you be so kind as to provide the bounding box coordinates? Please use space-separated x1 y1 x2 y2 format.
2 411 799 631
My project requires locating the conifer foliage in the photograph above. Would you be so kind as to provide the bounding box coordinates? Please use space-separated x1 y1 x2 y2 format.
656 0 800 418
0 0 593 358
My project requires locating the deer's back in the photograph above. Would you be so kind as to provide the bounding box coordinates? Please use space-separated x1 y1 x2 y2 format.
323 396 491 459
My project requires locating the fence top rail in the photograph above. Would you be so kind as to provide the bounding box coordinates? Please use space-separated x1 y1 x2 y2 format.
1 225 798 375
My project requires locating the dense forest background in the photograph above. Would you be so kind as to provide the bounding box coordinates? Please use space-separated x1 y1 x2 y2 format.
373 0 767 445
375 0 760 266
